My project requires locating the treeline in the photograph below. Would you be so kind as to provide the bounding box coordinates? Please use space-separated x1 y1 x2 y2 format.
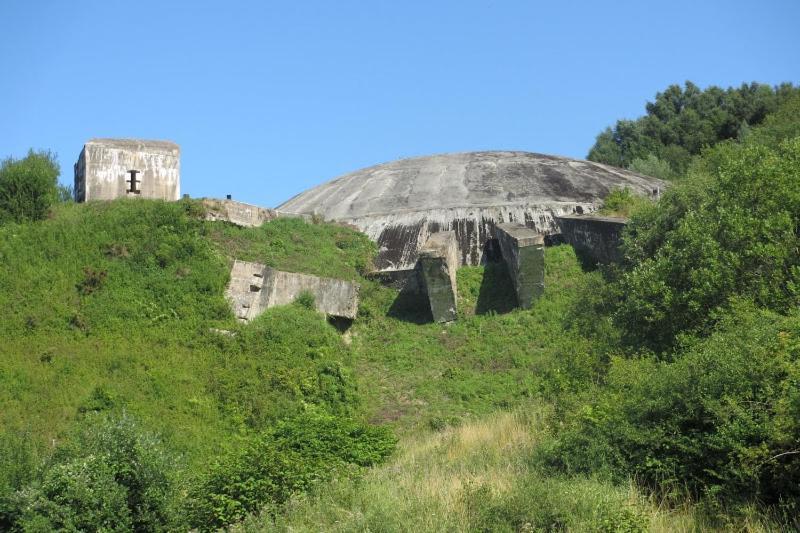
587 81 800 179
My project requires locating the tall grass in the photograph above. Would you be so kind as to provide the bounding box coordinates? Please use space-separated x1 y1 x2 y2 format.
235 407 736 532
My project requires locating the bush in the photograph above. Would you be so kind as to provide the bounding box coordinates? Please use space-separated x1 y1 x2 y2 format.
613 137 800 351
16 413 179 532
294 290 316 310
550 302 800 514
0 150 60 223
597 187 652 218
186 413 395 530
0 431 41 530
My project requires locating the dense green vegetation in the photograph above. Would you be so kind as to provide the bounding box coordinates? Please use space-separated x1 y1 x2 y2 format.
0 201 390 530
0 150 61 223
588 81 799 179
1 79 798 530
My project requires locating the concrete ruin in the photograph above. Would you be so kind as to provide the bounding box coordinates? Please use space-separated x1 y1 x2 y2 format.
277 151 665 273
418 232 459 323
556 214 628 265
203 198 278 227
495 223 545 309
74 139 180 202
202 198 314 228
226 260 359 322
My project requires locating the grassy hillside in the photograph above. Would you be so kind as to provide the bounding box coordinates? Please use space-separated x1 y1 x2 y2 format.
0 197 792 531
0 200 374 468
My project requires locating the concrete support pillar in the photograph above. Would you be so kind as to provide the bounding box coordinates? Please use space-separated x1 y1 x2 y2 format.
418 231 459 322
495 223 544 309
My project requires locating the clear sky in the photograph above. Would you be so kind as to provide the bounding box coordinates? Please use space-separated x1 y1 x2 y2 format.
1 1 798 207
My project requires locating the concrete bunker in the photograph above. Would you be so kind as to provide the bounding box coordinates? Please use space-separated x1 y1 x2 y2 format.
74 138 180 202
278 151 665 273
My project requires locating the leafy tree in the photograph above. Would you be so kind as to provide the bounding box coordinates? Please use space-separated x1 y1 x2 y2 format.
0 150 60 223
627 154 676 181
588 82 799 178
745 92 800 147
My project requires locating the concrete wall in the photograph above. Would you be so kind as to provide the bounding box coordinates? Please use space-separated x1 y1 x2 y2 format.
496 223 545 308
556 214 628 265
203 198 278 227
74 139 180 202
418 231 459 322
346 202 591 271
203 198 314 228
226 260 359 321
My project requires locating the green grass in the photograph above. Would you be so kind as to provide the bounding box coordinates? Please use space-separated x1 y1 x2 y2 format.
0 199 370 469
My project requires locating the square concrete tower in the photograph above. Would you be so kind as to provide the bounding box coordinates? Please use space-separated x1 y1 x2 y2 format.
74 139 180 202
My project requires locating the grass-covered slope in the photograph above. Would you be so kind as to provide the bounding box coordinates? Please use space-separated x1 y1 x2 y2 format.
350 247 599 434
0 199 374 467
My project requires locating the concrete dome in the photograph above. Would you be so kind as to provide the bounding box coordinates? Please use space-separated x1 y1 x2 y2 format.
278 151 665 271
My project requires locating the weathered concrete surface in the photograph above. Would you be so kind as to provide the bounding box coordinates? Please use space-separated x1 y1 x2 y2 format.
226 260 359 322
418 232 459 322
556 214 628 265
74 139 180 202
203 198 313 227
277 151 665 271
203 198 278 227
367 267 423 294
226 260 271 322
496 223 545 308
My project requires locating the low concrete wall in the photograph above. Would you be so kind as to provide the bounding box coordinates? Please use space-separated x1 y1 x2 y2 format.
418 231 458 323
555 214 628 265
496 223 545 309
203 198 313 228
203 198 277 227
226 260 359 321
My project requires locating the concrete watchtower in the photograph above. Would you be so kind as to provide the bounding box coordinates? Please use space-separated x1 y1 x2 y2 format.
74 138 180 202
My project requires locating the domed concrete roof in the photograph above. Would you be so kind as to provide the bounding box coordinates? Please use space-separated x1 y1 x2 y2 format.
279 151 661 220
278 151 665 272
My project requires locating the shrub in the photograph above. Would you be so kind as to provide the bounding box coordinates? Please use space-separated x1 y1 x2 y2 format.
550 302 800 513
294 290 316 310
0 150 60 223
18 455 133 532
186 413 395 530
17 413 179 532
614 137 800 351
597 187 652 218
0 431 41 531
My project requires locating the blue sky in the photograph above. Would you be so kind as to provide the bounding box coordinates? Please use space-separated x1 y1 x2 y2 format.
1 1 798 207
